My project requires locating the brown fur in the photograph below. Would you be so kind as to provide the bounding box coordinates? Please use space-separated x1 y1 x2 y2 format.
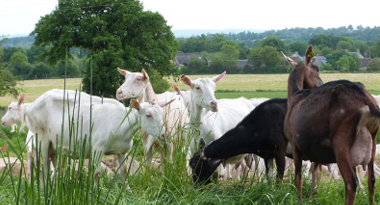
284 46 380 205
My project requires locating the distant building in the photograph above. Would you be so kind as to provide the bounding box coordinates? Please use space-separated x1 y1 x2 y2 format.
174 53 203 68
289 52 327 66
312 56 327 67
348 49 364 59
359 58 372 71
289 52 304 62
235 59 249 68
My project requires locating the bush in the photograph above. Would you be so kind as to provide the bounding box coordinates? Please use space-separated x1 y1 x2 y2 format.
367 58 380 72
148 69 170 94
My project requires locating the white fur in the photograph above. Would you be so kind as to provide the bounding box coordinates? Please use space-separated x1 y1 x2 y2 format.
1 89 163 186
116 69 189 167
183 73 255 180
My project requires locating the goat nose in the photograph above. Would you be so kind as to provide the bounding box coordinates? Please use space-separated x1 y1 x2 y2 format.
160 134 165 141
117 90 123 95
1 122 5 126
210 101 218 111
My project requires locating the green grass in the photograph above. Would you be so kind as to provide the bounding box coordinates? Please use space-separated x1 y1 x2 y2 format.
1 74 380 204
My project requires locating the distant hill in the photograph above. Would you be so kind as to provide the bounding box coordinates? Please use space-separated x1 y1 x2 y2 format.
173 29 266 38
1 36 35 48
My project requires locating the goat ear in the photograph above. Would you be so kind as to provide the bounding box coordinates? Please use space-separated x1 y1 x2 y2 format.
181 74 193 87
18 94 25 107
198 138 206 154
304 46 315 67
173 84 182 95
141 69 149 81
281 51 298 69
211 71 226 83
157 98 175 108
117 67 128 76
130 99 140 111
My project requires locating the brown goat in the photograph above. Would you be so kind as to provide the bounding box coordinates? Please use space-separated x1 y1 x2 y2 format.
283 46 380 205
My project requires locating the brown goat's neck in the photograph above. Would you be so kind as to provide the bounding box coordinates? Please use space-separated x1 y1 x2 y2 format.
287 67 305 102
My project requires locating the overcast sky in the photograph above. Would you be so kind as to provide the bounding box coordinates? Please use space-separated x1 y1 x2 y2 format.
1 0 379 36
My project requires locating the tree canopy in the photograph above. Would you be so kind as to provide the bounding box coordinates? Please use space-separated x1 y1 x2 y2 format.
33 0 177 97
0 44 19 97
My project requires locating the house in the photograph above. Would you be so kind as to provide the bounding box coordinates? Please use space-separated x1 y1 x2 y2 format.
312 56 327 67
289 52 326 66
348 49 364 59
289 52 304 62
174 53 203 68
359 58 371 71
235 59 249 68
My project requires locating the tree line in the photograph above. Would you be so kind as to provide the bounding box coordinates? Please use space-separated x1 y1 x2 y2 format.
1 0 380 99
178 34 380 74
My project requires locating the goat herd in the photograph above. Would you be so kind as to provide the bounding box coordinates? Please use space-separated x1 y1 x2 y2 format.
1 46 380 204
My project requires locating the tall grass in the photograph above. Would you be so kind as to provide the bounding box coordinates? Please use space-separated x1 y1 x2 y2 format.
1 59 380 205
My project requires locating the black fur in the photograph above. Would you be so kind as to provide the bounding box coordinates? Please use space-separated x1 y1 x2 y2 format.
190 98 289 184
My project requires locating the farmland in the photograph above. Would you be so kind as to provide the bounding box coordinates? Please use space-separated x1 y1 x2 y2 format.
0 73 380 204
1 73 380 107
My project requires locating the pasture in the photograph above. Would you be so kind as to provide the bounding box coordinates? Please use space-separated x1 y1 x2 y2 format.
0 73 380 204
1 73 380 107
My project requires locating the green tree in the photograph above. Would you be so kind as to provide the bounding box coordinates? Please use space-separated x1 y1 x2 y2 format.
52 59 81 78
0 45 19 97
187 56 207 74
336 56 350 72
29 62 51 79
237 42 249 59
221 43 240 60
326 50 347 69
27 45 46 64
287 41 308 55
309 35 334 48
8 51 31 79
248 46 283 73
336 55 360 72
367 58 380 72
209 52 237 74
261 36 285 51
337 40 354 51
354 40 368 56
2 47 24 62
33 0 178 97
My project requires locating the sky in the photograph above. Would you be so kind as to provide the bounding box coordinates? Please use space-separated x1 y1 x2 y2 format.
1 0 380 36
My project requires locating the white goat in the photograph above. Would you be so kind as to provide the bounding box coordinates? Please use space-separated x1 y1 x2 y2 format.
116 68 189 167
181 72 255 179
1 90 172 186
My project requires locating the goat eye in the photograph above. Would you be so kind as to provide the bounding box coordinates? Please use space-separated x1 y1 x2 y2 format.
8 107 11 110
136 78 142 81
196 86 200 90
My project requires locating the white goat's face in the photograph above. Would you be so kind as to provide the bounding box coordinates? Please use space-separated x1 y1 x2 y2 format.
1 102 22 127
131 99 175 139
181 72 226 112
116 68 148 100
139 103 166 139
190 78 218 112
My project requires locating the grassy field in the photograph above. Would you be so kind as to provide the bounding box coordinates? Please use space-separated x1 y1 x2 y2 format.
1 73 379 107
1 73 380 204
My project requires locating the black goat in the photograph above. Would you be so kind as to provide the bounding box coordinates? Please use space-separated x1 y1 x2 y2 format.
190 98 289 184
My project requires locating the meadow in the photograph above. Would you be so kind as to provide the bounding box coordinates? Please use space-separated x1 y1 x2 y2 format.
0 73 380 204
1 73 380 107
